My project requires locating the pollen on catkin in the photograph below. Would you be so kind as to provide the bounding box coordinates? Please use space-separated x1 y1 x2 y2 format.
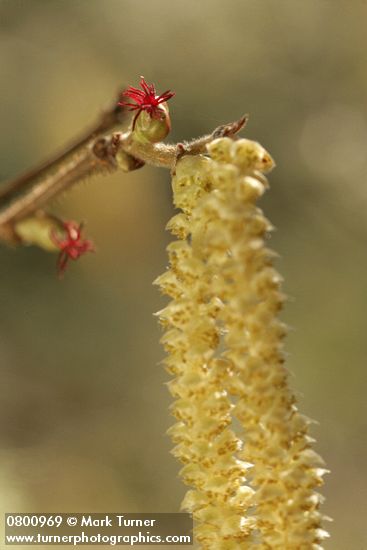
155 137 329 549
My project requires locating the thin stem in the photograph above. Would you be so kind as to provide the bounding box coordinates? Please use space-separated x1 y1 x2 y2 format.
119 115 248 168
0 91 126 204
0 150 101 227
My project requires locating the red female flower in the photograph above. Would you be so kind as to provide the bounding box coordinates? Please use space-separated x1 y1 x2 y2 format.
119 76 175 130
51 221 94 277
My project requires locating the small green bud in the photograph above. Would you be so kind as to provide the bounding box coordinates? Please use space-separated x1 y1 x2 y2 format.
115 149 145 172
118 77 175 143
132 104 171 144
14 213 63 252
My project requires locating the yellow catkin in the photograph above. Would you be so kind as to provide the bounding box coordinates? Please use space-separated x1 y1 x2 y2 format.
155 137 329 549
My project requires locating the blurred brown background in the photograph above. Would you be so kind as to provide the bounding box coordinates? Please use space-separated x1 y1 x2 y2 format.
0 1 366 548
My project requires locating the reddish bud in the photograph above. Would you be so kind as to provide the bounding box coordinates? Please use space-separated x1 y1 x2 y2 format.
119 76 175 131
51 221 94 277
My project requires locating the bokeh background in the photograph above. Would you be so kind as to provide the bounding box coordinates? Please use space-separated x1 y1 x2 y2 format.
0 1 366 548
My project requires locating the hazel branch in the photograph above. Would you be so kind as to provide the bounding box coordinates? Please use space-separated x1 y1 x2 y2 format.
0 114 247 242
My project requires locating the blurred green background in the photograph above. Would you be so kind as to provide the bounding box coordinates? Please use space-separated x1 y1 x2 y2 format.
0 1 366 548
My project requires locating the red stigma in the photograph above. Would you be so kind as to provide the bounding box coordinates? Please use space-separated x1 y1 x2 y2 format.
118 76 175 129
51 221 94 277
